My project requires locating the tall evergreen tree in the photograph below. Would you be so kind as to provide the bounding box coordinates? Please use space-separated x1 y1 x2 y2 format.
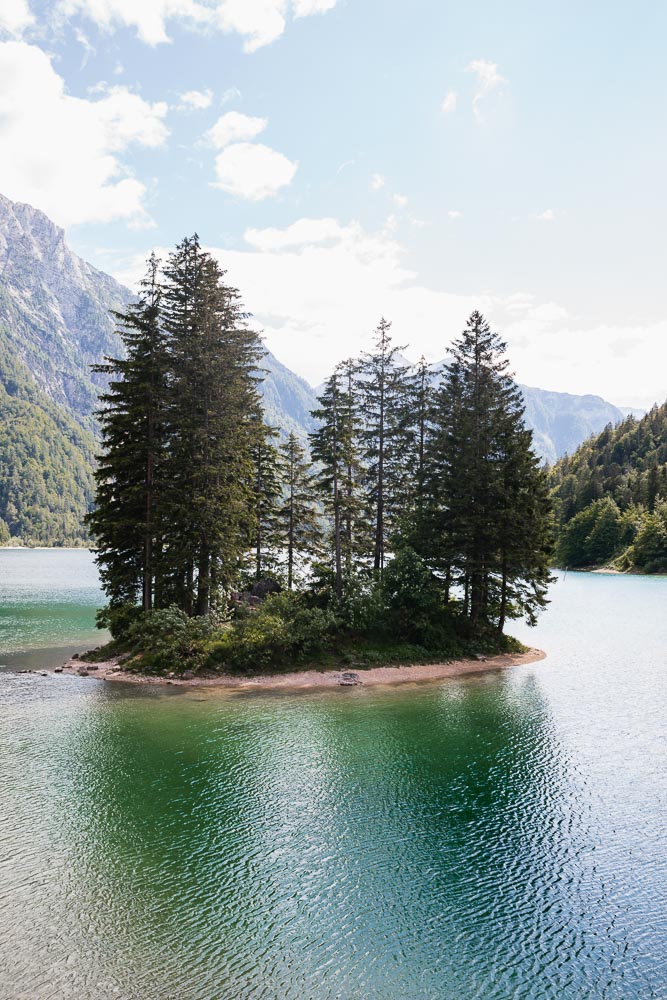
310 368 361 597
87 254 167 612
426 311 552 628
158 235 264 615
277 432 323 589
249 420 284 580
356 318 410 573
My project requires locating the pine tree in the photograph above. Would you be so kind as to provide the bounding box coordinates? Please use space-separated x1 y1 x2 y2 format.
337 358 366 575
277 432 323 589
356 318 410 573
310 368 361 598
159 235 264 615
87 254 168 612
427 311 552 629
249 420 284 580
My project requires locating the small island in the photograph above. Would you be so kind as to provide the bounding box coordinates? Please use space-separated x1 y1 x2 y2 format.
84 241 552 681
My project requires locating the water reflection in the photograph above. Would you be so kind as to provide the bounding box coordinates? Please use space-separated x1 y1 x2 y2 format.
2 666 661 999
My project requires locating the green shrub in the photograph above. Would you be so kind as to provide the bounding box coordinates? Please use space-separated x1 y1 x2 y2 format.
126 605 216 673
381 547 443 643
208 592 337 673
96 603 143 640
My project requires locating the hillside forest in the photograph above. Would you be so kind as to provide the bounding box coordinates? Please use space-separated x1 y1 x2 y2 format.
551 403 667 572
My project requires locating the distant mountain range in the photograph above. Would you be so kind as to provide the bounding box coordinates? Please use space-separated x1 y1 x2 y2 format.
0 191 645 543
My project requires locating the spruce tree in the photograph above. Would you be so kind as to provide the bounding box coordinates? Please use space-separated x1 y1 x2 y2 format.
426 311 552 629
88 254 167 613
277 432 323 589
310 368 361 597
356 318 410 573
159 235 264 615
249 420 284 581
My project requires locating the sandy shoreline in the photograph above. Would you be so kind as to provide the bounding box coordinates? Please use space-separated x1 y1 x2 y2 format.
58 648 545 691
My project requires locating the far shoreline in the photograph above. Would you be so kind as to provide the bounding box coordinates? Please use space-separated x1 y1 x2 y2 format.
58 647 546 692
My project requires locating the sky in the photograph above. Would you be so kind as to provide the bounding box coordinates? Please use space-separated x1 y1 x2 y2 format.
0 0 666 407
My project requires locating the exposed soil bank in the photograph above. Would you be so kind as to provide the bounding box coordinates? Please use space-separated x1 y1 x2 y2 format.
58 648 546 691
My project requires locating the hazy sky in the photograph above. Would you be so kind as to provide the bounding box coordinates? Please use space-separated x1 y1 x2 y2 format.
1 0 665 406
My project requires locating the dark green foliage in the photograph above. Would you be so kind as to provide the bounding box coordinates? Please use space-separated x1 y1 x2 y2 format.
207 592 337 672
249 421 284 580
90 294 551 672
158 236 264 615
628 502 667 573
380 547 444 643
356 318 411 573
310 366 363 597
552 400 667 570
88 236 265 617
126 605 217 673
87 254 167 609
417 311 553 630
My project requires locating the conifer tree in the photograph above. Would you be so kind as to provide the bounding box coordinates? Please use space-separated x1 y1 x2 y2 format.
356 318 410 573
159 235 263 615
278 432 322 589
249 420 284 580
426 311 552 628
310 368 361 597
88 254 167 612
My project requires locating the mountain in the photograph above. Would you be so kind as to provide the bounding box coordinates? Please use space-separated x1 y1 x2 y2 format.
0 193 130 543
322 355 632 465
550 401 667 571
518 385 633 465
260 351 318 439
0 193 319 544
0 191 646 543
0 193 131 433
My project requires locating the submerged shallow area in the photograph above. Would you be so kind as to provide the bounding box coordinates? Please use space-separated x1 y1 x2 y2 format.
0 561 666 997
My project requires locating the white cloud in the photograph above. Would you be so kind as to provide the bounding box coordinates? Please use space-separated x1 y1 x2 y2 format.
220 85 242 105
448 209 462 219
178 88 213 110
533 208 555 222
370 173 386 191
212 142 297 200
206 110 267 147
466 58 506 122
58 0 340 52
0 41 168 227
245 217 347 250
0 0 34 35
110 216 667 407
393 193 408 208
441 89 457 114
292 0 337 14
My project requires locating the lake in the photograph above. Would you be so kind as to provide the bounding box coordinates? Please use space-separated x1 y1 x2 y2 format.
0 553 665 998
0 548 105 669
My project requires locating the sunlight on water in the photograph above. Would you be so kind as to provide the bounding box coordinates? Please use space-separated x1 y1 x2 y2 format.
0 549 104 665
0 567 665 998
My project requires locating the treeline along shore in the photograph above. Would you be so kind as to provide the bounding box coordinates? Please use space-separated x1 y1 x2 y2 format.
85 234 553 678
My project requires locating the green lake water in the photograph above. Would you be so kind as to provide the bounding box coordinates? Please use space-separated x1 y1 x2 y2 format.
0 549 105 669
0 553 665 998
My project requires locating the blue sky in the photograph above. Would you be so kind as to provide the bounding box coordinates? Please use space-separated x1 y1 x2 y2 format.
1 0 666 406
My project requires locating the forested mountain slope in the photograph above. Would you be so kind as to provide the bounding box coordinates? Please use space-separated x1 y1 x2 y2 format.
551 402 667 572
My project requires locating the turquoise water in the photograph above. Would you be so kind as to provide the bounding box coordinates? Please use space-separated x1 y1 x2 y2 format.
0 548 104 667
0 560 666 998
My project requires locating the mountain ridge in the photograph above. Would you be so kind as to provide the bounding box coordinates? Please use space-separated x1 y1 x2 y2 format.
0 191 645 542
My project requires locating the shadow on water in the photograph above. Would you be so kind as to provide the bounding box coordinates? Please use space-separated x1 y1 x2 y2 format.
2 668 660 999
